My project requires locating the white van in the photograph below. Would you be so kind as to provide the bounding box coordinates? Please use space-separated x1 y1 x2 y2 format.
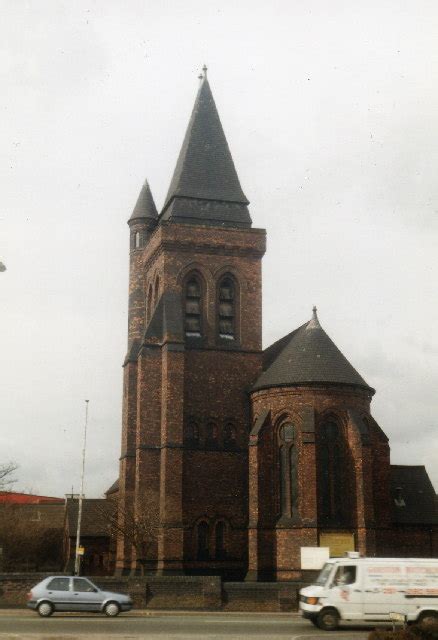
299 555 438 631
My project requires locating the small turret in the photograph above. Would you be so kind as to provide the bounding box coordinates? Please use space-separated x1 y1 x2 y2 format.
127 179 158 346
128 179 158 252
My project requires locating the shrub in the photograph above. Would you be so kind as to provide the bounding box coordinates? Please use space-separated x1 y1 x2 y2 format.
368 623 438 640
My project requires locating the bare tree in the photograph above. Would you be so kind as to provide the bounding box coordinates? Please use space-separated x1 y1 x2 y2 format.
0 462 18 491
96 494 159 575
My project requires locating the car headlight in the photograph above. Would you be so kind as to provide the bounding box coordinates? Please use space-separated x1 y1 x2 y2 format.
301 596 319 605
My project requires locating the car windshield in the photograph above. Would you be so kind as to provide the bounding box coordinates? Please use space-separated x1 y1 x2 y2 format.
315 562 334 586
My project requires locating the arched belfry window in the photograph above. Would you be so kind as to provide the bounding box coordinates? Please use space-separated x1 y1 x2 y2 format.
278 422 298 518
184 276 202 337
218 276 235 340
317 420 343 522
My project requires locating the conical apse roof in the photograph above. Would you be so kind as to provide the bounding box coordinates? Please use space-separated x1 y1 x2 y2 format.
253 308 373 393
160 71 251 228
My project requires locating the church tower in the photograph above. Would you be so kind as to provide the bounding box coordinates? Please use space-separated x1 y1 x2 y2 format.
117 70 266 576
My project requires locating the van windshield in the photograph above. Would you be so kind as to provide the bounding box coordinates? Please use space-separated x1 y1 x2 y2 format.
315 563 334 586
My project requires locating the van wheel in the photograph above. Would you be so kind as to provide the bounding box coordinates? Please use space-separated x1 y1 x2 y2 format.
37 601 54 617
317 608 340 631
418 611 438 627
104 602 120 617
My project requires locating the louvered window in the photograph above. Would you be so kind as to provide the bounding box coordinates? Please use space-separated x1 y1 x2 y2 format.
185 277 202 337
218 277 235 339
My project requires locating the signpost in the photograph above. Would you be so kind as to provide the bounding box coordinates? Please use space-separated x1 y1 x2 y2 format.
74 400 89 576
390 612 407 631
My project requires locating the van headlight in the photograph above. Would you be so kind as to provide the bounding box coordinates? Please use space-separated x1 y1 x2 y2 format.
301 596 320 605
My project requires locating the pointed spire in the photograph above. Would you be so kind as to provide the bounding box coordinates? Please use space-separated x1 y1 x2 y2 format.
307 305 321 330
129 180 158 223
160 70 251 228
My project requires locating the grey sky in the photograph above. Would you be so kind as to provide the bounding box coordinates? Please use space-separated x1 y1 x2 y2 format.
1 1 437 497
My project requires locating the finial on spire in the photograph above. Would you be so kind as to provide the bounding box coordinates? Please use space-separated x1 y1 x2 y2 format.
307 305 321 330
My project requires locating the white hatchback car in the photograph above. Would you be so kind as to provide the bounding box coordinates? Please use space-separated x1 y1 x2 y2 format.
27 576 132 617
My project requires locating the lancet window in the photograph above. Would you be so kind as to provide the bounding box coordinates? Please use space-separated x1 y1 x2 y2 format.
318 420 343 522
196 521 209 560
223 422 236 448
278 422 298 517
215 521 225 559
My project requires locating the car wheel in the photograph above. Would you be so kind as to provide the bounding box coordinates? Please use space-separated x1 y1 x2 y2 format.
418 611 438 627
37 601 54 617
104 602 120 617
316 608 340 631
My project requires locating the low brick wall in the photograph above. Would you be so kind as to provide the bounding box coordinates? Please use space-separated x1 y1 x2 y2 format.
0 573 68 607
0 573 307 611
222 582 299 612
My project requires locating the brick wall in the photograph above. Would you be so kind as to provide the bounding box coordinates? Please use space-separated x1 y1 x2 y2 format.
0 573 308 611
0 573 68 607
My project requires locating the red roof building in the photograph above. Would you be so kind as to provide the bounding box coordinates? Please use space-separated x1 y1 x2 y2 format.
0 492 64 504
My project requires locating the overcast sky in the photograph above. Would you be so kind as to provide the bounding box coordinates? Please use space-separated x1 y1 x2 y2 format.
1 1 437 498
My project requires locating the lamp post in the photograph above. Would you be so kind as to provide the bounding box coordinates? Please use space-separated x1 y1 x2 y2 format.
74 399 89 576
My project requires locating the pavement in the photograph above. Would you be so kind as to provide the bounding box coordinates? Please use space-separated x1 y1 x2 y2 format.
0 609 377 640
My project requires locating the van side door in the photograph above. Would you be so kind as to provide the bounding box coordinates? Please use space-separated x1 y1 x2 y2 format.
363 563 404 620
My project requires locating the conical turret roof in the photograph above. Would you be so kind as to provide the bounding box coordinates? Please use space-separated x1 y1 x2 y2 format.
160 71 251 228
253 308 373 393
129 180 158 223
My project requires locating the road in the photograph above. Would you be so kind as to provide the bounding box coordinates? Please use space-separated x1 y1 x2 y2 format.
0 610 380 639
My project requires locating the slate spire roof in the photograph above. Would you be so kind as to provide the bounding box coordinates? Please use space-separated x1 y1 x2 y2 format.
253 307 373 393
160 70 252 228
129 179 158 223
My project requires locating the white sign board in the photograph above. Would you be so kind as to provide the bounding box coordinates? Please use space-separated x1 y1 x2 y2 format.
301 547 330 570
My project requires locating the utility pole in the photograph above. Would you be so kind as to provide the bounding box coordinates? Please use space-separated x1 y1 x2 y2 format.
74 399 89 575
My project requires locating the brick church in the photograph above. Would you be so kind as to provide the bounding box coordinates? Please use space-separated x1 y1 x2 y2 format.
116 70 437 579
